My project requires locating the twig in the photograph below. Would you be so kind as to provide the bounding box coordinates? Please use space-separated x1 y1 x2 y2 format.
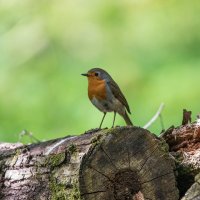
143 103 165 129
18 130 40 143
159 114 165 131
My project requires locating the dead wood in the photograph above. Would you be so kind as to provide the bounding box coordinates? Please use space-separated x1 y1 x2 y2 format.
162 111 200 199
0 127 179 200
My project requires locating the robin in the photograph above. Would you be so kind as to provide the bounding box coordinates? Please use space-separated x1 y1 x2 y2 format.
82 68 133 128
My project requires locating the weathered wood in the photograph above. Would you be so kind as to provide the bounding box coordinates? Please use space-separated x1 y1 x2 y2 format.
80 127 178 200
0 127 179 200
163 121 200 199
182 109 192 125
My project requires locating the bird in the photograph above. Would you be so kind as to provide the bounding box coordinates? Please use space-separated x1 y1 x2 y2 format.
82 68 133 129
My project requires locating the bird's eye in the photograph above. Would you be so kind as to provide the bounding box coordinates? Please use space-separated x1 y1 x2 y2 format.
94 72 99 76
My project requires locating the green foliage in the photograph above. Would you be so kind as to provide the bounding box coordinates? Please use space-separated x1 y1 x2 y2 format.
0 0 199 142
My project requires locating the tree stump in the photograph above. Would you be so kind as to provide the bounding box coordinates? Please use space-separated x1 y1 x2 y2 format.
0 127 179 200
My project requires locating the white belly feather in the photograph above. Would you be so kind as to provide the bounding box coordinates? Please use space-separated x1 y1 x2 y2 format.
91 96 125 115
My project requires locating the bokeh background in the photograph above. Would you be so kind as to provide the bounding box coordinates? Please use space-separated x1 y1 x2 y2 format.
0 0 199 142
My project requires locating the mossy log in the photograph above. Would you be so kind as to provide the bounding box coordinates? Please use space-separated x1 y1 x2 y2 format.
0 127 179 200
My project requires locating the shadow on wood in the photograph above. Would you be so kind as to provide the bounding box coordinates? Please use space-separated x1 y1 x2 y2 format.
0 127 179 200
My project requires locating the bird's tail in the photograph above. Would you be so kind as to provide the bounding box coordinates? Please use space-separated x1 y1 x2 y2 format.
123 111 133 126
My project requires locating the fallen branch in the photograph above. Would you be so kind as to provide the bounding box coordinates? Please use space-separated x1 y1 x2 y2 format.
143 103 165 129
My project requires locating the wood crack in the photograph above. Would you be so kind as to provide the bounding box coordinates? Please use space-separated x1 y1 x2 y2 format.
140 171 174 185
100 145 118 170
89 165 113 182
138 145 159 172
81 190 106 196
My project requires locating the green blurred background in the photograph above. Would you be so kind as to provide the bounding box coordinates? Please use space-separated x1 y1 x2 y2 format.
0 0 199 143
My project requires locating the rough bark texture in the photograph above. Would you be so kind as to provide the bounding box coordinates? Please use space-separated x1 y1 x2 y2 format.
163 120 200 200
0 127 179 200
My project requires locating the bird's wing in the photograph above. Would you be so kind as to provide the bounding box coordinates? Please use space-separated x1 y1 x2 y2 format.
108 80 131 114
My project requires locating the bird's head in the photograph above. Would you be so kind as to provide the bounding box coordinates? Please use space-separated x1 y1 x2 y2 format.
81 68 111 82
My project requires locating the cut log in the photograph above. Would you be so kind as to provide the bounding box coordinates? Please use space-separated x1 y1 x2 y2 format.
0 127 179 200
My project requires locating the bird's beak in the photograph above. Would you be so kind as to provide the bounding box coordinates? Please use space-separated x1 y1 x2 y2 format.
81 73 89 77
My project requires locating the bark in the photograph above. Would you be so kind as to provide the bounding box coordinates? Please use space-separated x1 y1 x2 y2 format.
162 120 200 199
0 127 179 200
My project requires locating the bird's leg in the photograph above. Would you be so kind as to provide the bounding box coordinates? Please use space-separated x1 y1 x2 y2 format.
99 112 106 129
112 112 116 128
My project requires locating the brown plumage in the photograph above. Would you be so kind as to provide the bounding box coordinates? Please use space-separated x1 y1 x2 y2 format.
109 79 131 114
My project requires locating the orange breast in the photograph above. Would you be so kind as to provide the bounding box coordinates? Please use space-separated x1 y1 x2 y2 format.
88 78 106 100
